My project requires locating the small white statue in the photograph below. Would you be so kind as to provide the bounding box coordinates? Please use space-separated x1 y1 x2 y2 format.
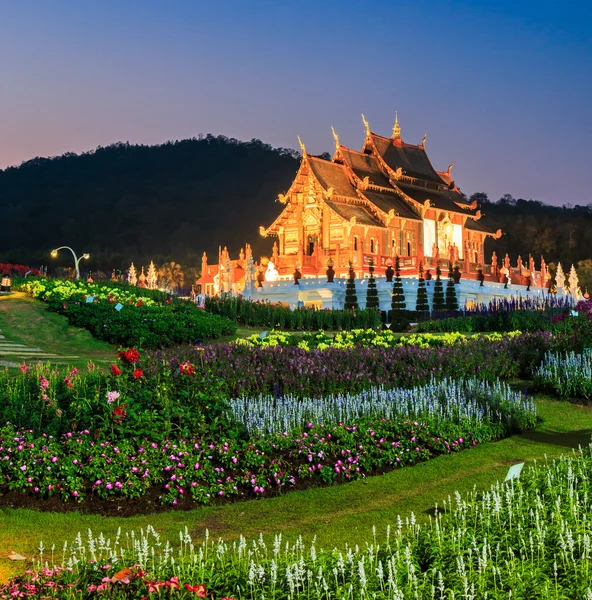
264 260 279 282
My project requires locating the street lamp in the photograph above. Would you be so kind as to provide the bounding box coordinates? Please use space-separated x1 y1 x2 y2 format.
50 246 90 280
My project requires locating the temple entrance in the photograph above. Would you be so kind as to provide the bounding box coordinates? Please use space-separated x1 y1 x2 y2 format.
307 234 318 256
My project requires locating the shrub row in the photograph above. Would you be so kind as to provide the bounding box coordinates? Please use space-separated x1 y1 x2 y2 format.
205 295 382 330
17 278 236 348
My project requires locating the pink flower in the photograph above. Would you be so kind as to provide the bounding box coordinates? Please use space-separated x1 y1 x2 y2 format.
106 390 120 404
19 364 28 373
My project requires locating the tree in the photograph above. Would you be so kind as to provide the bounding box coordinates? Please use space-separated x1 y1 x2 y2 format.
390 256 408 331
365 258 379 310
344 261 358 310
415 262 430 319
445 270 459 311
158 261 185 292
469 192 490 205
432 264 445 313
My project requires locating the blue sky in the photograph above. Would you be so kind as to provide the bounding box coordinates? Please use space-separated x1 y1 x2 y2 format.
1 0 591 204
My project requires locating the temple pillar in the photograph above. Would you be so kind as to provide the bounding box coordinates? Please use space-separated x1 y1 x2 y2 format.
278 227 285 255
357 240 364 274
336 242 341 270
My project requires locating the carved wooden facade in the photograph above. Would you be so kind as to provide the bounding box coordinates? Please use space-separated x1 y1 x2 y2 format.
261 117 501 276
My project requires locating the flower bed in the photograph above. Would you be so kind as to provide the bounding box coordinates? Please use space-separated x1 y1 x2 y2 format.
0 377 535 508
0 263 43 277
156 331 554 397
230 377 536 436
534 350 592 399
238 328 521 350
4 447 592 598
18 278 236 347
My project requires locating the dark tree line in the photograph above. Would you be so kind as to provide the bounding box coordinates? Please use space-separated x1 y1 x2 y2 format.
0 135 590 275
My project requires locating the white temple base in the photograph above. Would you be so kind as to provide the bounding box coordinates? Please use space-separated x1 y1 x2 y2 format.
243 277 551 310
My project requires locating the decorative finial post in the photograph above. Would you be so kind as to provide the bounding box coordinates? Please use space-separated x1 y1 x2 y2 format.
331 126 340 150
297 135 306 156
361 114 370 136
392 111 401 139
421 132 427 148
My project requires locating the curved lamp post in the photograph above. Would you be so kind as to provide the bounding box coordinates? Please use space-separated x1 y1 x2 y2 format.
50 246 90 280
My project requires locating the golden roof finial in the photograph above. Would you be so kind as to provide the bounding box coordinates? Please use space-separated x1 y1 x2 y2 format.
361 113 370 136
447 161 455 175
331 126 340 149
422 131 427 148
392 111 401 139
297 135 306 156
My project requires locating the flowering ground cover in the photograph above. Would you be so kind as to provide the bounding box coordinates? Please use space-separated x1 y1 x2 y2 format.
157 330 554 397
18 278 236 347
0 375 536 510
4 445 592 599
238 328 520 350
535 350 592 399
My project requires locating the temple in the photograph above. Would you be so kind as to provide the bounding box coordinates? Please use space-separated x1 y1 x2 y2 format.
259 114 502 280
195 115 561 308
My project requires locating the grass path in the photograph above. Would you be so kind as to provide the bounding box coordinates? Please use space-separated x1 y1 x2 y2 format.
1 396 591 581
0 293 116 368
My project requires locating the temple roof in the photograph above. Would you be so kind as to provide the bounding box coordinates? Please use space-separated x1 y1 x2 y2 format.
325 200 385 228
396 182 478 215
369 133 444 184
307 156 358 198
337 147 392 189
360 190 423 221
465 217 495 234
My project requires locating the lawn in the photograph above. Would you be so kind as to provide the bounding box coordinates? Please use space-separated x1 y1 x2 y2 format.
1 395 591 582
0 293 117 368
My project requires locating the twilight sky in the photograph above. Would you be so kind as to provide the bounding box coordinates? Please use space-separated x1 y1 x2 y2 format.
1 0 591 205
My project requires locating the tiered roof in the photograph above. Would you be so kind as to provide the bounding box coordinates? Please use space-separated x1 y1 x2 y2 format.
262 116 495 236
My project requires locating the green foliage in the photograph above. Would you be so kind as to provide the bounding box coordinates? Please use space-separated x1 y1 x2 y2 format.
432 264 446 312
390 255 408 331
445 271 459 311
415 308 574 334
365 258 379 310
205 295 382 331
344 261 358 310
0 136 301 270
20 277 236 347
415 262 430 318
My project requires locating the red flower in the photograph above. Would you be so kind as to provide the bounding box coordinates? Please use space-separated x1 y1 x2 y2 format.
146 581 165 593
136 300 143 307
111 405 127 421
179 361 195 376
110 365 122 376
165 577 179 590
118 348 140 364
184 583 207 597
132 369 144 379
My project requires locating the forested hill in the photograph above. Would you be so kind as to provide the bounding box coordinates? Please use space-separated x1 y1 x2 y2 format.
0 136 301 270
0 134 590 273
